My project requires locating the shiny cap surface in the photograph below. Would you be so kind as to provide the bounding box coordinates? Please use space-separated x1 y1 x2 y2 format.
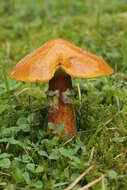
9 38 113 83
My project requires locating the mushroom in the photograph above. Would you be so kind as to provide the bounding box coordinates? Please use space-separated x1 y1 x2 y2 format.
9 39 113 136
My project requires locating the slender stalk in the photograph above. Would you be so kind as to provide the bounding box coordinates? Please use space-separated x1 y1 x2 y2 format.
48 69 75 136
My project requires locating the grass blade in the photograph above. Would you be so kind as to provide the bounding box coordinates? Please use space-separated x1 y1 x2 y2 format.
121 34 127 68
87 118 113 150
2 65 13 111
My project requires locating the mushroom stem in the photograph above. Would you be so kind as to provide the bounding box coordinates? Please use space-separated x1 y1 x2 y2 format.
48 69 75 136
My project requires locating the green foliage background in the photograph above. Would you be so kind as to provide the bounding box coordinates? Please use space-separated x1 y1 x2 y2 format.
0 0 127 189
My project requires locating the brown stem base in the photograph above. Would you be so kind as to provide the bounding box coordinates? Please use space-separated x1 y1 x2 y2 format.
48 69 75 136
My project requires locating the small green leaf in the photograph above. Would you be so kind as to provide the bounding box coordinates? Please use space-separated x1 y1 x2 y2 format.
38 150 48 157
49 151 59 160
12 168 24 183
0 104 7 114
17 117 27 126
48 122 55 130
22 154 30 163
35 165 44 173
108 170 118 179
19 124 30 132
26 163 35 173
112 132 125 143
23 172 31 184
59 148 75 158
55 124 64 133
31 180 43 189
0 158 11 169
0 153 11 159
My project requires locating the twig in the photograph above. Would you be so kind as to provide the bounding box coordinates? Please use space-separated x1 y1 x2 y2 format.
77 129 96 134
79 175 105 190
113 153 123 160
115 95 120 112
102 176 106 190
0 171 10 177
63 135 75 146
6 41 11 60
54 182 69 187
77 83 82 103
64 165 93 190
15 87 40 96
88 147 95 166
107 127 116 131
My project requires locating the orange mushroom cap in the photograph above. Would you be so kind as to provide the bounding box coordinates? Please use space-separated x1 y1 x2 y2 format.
9 38 113 83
